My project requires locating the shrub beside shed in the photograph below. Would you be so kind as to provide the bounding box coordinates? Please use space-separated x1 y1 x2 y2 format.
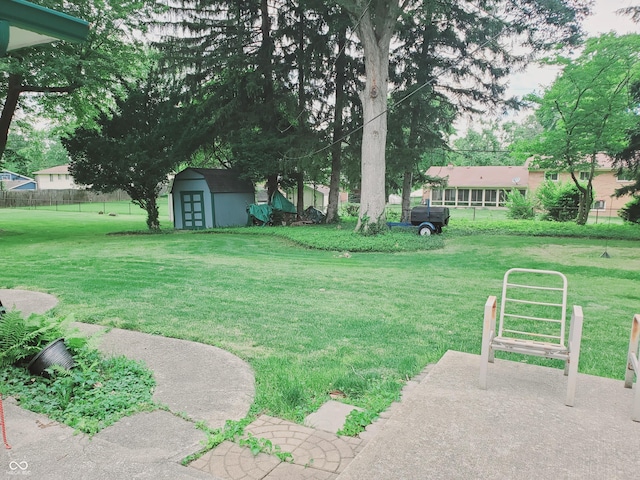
171 168 255 229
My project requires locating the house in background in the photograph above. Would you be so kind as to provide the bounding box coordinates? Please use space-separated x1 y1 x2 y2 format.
527 154 634 214
0 169 37 190
170 168 255 229
33 164 80 190
285 184 331 211
423 155 634 215
423 165 529 208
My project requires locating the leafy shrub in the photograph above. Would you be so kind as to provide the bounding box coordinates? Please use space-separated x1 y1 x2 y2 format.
619 196 640 224
536 180 580 222
341 203 360 218
505 189 536 220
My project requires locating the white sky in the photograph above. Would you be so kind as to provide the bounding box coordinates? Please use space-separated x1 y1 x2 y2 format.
506 0 639 98
459 0 640 133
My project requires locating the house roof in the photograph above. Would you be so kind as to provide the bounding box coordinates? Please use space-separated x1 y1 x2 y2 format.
2 179 36 190
1 169 36 190
33 164 70 175
426 165 529 188
526 153 617 171
175 168 254 194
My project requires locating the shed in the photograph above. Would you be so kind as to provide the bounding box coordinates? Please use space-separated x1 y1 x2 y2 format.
171 168 255 229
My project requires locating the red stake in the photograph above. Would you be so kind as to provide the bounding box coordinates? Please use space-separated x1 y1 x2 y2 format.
0 394 11 449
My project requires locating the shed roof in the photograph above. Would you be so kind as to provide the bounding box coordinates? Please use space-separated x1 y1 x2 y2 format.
175 168 254 194
426 165 529 188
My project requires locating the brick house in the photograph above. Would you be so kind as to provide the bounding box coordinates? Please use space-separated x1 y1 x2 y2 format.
423 154 635 215
527 154 634 215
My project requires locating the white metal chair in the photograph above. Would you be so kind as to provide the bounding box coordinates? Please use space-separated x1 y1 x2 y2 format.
624 314 640 421
479 268 584 406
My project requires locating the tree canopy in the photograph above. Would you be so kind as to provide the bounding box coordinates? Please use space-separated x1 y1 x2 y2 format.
522 33 640 224
0 0 158 165
63 71 187 230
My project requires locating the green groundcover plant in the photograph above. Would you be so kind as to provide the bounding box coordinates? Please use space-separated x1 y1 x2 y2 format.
0 346 157 435
0 311 157 435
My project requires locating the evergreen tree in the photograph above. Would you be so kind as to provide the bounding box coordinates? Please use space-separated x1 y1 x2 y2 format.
63 71 186 230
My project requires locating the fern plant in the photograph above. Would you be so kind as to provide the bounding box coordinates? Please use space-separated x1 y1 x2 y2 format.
0 311 64 368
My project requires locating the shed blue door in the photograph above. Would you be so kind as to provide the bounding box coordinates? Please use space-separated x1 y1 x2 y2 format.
181 191 205 229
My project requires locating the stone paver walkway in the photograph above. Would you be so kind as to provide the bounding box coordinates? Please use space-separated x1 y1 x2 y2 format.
189 368 433 480
190 415 365 480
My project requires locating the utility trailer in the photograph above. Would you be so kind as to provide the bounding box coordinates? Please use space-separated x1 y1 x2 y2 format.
387 204 450 236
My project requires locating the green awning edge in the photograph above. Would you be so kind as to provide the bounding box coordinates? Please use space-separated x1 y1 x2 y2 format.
0 21 9 55
0 0 89 45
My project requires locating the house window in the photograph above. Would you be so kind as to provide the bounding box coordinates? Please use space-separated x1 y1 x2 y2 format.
617 170 634 182
518 189 527 197
545 172 559 181
457 189 469 204
498 189 508 206
485 189 497 206
471 189 483 206
592 200 605 210
444 189 456 206
431 189 443 205
579 171 589 181
49 174 53 181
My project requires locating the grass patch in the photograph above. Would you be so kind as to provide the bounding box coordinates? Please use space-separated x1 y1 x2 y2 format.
1 208 639 432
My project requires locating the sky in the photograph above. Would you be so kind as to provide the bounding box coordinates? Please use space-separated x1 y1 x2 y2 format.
458 0 640 133
506 0 639 99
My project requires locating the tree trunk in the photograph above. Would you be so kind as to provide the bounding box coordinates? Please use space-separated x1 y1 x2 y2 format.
266 174 278 200
145 197 160 230
401 170 412 222
296 171 304 218
326 23 348 224
0 74 24 163
354 7 397 233
576 181 593 225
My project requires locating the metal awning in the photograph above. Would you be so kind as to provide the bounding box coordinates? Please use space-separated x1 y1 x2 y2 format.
0 0 89 56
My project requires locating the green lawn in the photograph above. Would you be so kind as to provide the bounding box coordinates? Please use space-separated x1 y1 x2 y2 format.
1 207 639 423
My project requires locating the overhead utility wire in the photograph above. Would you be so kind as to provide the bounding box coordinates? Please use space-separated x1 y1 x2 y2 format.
284 0 529 161
278 0 374 134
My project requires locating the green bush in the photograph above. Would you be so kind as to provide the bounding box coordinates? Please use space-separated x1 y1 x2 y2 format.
619 196 640 224
505 189 536 220
536 180 580 222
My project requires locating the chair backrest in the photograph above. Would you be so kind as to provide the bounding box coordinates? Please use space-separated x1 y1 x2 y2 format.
498 268 568 347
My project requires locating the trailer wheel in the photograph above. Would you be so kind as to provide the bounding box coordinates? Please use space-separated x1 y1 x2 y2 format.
418 225 433 236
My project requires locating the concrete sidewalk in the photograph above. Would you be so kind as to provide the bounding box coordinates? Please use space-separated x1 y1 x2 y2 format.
1 289 255 480
338 350 640 480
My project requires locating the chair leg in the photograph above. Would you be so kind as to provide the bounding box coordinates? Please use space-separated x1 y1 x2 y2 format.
625 315 639 389
565 305 583 407
626 315 640 421
479 296 497 389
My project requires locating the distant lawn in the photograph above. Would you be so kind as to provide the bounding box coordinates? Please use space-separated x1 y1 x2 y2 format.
1 208 639 425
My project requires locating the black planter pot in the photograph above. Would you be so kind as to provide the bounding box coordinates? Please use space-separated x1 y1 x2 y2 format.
28 338 75 376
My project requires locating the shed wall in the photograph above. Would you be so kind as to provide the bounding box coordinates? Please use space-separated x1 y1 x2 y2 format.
213 192 253 227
